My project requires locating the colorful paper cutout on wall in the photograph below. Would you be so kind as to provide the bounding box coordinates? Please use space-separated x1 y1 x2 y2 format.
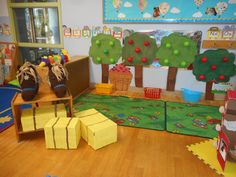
63 25 123 39
207 25 236 40
104 0 236 23
0 16 12 42
0 23 10 36
0 43 17 84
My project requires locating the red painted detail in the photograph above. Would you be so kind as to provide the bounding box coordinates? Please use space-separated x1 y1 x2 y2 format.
201 57 207 62
135 48 141 53
141 57 147 62
223 57 229 62
219 75 225 80
143 41 150 46
128 39 133 45
199 75 205 80
127 57 133 62
217 131 230 171
211 65 217 70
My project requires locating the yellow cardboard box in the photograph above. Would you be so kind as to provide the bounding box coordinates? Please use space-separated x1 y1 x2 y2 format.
95 83 113 94
74 109 107 142
21 108 35 131
35 104 67 129
44 117 80 149
75 108 117 150
74 108 98 118
88 119 117 150
21 104 67 132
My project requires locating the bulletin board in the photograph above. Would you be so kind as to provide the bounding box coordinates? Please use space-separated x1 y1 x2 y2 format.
103 0 236 23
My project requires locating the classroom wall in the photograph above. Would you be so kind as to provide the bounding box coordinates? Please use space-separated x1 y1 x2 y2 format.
1 0 236 92
61 0 236 92
0 0 12 42
0 0 8 17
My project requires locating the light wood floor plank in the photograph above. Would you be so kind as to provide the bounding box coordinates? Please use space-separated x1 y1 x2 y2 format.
0 125 221 177
0 88 223 177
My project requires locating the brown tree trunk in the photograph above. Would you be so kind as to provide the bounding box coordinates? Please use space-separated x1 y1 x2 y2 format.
205 81 214 100
166 67 178 91
135 65 143 87
101 64 109 83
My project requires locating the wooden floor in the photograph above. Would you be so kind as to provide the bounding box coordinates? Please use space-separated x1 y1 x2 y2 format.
0 88 224 177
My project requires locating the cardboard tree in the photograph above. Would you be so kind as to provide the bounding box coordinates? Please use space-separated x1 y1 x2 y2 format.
193 49 236 100
156 33 197 91
122 32 158 87
89 34 122 83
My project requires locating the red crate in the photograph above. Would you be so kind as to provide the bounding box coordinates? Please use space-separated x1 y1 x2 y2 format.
226 90 236 101
144 88 161 99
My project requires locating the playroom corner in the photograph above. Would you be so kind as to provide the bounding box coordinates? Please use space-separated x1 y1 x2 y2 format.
0 0 236 177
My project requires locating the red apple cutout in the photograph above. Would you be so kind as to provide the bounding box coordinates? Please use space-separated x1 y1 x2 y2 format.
199 74 205 80
141 57 147 63
143 41 150 46
219 75 225 80
127 57 133 62
211 65 217 70
223 57 229 62
201 57 207 63
128 39 133 45
135 48 141 53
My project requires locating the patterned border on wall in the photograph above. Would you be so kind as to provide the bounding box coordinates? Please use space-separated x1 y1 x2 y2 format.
103 0 236 23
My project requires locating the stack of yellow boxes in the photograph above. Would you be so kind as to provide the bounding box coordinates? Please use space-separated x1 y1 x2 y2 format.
35 104 66 129
21 108 36 131
44 117 80 149
74 109 117 150
21 104 67 132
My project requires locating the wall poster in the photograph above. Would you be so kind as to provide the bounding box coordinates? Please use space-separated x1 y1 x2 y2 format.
104 0 236 23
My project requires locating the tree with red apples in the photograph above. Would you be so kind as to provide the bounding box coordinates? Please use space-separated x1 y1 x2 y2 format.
122 32 158 87
156 33 197 91
193 49 236 100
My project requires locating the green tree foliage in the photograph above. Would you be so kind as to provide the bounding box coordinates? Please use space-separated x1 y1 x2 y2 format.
156 33 197 68
89 34 122 65
193 49 236 83
122 32 158 65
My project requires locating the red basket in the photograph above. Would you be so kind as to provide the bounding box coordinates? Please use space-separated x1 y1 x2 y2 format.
144 88 161 99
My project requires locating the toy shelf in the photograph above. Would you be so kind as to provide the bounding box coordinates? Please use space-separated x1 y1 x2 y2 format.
202 40 236 49
11 88 73 142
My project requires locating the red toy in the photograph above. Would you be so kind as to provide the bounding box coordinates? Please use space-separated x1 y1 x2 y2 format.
144 87 161 99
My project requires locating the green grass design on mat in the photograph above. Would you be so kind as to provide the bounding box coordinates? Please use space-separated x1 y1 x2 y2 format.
166 102 221 138
74 93 165 131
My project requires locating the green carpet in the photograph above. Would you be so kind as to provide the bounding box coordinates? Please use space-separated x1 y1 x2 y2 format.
74 93 166 131
166 102 221 138
74 94 222 138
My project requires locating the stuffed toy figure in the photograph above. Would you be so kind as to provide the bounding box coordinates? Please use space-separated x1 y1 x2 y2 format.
48 62 68 98
16 62 40 101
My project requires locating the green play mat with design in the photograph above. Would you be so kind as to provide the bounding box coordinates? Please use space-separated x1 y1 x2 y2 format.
166 102 221 138
74 93 166 131
74 94 221 138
